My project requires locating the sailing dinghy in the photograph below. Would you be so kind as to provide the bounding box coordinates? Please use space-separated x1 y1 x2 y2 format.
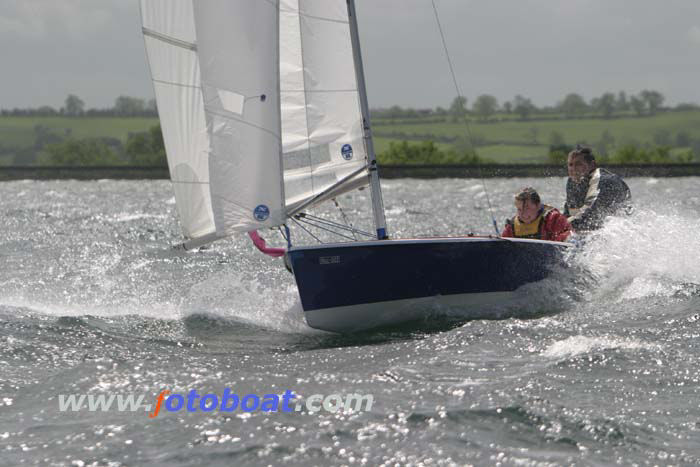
140 0 569 333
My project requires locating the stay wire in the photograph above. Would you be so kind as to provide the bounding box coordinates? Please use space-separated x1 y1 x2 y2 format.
278 226 288 243
332 198 359 240
290 216 323 244
298 212 373 238
295 216 358 242
430 0 499 235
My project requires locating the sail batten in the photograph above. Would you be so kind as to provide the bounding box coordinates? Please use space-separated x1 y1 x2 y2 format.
142 27 197 51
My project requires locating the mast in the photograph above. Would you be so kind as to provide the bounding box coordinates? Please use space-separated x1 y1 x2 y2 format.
346 0 388 240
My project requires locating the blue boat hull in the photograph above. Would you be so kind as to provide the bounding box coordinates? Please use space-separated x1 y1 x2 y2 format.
287 237 569 332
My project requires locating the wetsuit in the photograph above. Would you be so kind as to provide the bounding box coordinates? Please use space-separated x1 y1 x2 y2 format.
564 168 632 231
502 205 571 242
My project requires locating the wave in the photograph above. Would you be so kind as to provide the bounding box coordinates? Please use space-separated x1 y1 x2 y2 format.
564 208 700 303
179 269 311 334
541 335 659 360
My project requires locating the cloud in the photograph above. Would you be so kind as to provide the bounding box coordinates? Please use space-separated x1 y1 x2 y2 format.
0 4 46 39
1 0 699 109
0 0 122 41
688 25 700 46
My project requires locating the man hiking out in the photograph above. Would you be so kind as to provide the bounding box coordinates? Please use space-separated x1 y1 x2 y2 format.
564 145 632 231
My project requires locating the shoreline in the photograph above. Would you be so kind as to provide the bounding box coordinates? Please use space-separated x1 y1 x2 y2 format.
1 163 699 181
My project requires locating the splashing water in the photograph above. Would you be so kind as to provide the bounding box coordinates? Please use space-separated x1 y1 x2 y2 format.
568 208 700 302
180 269 311 334
541 335 659 360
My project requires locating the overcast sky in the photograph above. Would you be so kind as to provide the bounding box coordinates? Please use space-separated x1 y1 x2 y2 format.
1 0 699 110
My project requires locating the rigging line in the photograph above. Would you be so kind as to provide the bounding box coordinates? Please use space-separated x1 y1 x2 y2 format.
278 225 292 249
332 198 358 240
278 226 288 243
430 0 500 235
307 219 372 238
297 215 373 239
290 216 324 244
298 212 372 238
294 217 359 242
297 213 359 233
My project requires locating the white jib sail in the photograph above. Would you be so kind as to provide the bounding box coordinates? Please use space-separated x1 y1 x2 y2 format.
280 0 369 214
193 0 286 233
140 0 215 241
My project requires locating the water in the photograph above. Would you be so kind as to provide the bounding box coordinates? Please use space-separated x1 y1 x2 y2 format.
1 177 700 466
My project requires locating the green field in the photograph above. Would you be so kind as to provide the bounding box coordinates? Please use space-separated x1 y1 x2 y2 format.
0 117 158 147
373 137 453 155
473 144 550 163
1 111 699 165
374 111 700 143
374 110 700 163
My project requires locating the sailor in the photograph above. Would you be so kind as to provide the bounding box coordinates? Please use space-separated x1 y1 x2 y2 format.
502 187 571 242
564 145 632 231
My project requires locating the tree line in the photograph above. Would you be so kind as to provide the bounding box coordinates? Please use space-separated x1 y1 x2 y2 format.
5 90 698 121
1 95 159 118
371 90 700 122
377 140 695 166
2 124 166 166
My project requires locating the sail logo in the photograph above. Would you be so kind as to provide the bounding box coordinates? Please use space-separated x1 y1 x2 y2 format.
253 204 270 221
341 144 353 160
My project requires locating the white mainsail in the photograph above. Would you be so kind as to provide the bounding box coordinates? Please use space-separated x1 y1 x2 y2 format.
141 0 371 245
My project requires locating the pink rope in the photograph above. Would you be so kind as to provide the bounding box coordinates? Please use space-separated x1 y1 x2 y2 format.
248 230 286 258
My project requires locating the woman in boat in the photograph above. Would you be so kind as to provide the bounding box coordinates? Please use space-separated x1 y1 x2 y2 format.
502 187 571 242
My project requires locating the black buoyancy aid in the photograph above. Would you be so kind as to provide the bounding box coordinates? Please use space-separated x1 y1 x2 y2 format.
509 205 554 239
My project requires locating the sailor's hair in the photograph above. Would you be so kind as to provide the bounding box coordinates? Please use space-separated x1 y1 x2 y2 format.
568 144 595 163
514 187 540 204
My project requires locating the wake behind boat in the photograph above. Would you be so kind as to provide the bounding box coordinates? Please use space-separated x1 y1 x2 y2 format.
139 0 569 333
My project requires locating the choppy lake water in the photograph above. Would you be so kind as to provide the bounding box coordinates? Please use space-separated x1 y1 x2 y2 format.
1 176 700 466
